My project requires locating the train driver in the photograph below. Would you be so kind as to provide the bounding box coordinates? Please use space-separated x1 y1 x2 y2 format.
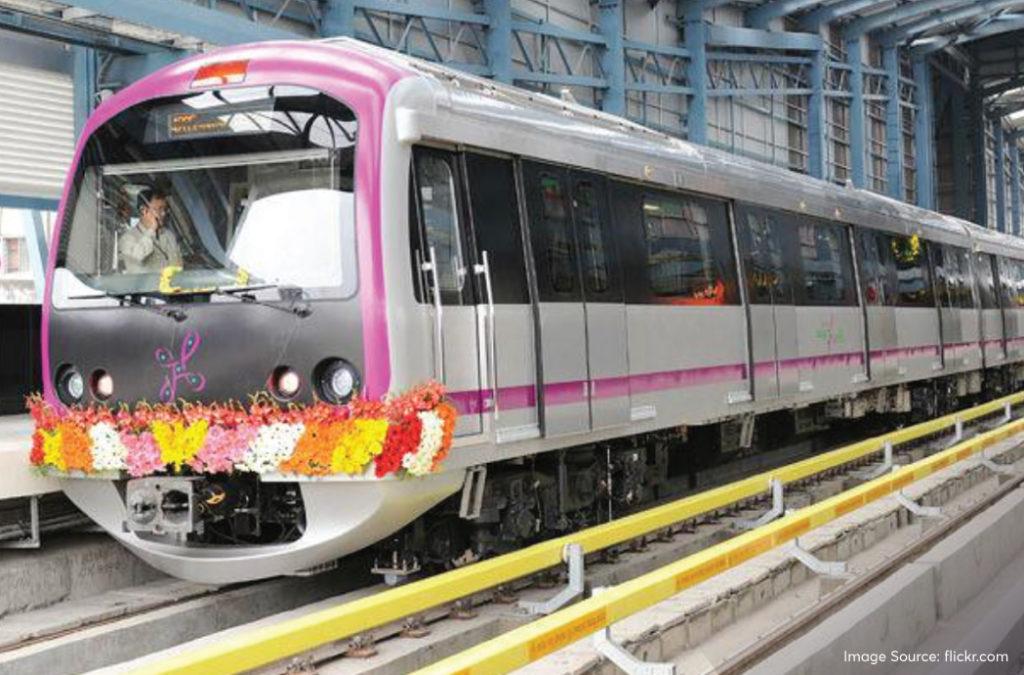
119 188 183 274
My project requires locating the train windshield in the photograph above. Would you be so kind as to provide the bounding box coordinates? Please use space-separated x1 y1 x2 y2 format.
53 85 358 306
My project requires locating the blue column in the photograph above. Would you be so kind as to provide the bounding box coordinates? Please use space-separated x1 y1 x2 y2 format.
72 47 97 136
846 36 866 188
912 57 935 210
995 122 1007 232
597 0 625 116
483 0 512 83
807 42 827 179
949 80 971 219
321 0 355 36
883 44 904 199
683 1 707 144
972 82 989 228
1011 135 1021 236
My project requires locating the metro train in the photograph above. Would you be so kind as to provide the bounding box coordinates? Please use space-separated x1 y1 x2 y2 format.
39 38 1024 584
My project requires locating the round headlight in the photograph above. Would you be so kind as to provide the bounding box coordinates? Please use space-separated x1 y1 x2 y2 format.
56 366 85 405
315 359 361 405
271 366 301 399
92 370 114 400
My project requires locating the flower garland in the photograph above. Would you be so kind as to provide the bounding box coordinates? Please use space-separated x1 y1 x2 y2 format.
27 381 458 480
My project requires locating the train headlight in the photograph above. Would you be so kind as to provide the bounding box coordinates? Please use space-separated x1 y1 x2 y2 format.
92 370 114 400
271 366 301 399
56 365 85 405
315 359 360 405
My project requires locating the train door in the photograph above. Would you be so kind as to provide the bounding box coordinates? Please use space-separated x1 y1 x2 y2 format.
734 205 798 401
857 229 898 381
520 161 629 437
569 171 630 430
410 147 484 436
974 252 1005 366
462 152 540 442
931 244 971 370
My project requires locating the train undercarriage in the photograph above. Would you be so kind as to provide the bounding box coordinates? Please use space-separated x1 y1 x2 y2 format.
371 364 1024 582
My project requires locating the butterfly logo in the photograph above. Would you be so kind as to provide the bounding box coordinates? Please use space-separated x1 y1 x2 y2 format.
156 330 207 402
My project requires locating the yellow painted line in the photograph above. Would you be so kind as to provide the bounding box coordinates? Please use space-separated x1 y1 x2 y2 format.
418 415 1024 675
139 392 1024 675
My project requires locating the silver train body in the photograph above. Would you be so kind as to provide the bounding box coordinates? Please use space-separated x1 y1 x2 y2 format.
57 39 1024 583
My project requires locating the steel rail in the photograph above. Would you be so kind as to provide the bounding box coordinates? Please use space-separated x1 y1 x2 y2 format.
139 391 1024 675
418 414 1024 674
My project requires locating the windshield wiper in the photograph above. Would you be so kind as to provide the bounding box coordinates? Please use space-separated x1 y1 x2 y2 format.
208 284 313 318
69 291 188 322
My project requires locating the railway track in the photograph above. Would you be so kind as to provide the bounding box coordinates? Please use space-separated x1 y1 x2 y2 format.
120 392 1024 675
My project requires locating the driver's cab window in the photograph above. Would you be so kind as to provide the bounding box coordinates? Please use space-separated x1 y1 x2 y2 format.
410 149 468 305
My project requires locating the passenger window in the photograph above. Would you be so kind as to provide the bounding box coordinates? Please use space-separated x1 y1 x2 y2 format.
411 150 467 304
539 173 577 295
953 247 975 308
741 208 793 305
642 193 729 304
796 219 855 306
573 181 610 295
464 153 529 304
974 252 998 310
890 234 934 307
857 229 894 306
930 244 953 309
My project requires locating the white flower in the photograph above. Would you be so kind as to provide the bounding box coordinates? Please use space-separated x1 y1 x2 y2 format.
234 423 304 475
89 422 127 472
402 412 444 476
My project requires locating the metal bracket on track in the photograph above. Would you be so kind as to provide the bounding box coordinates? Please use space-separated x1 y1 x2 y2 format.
896 491 944 519
590 588 676 675
865 441 897 479
737 478 785 529
1 495 40 549
976 449 1016 477
788 539 851 580
519 543 585 616
946 416 964 447
1003 401 1013 424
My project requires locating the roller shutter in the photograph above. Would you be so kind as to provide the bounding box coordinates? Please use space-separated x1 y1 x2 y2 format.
0 61 74 201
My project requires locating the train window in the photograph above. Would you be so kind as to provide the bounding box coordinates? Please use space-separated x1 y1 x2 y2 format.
573 180 611 294
796 219 855 306
951 247 975 308
539 173 577 295
463 153 529 304
738 207 793 305
890 234 934 307
1001 257 1024 308
930 244 953 309
857 229 894 306
610 181 648 304
641 193 724 304
411 150 468 305
974 252 999 310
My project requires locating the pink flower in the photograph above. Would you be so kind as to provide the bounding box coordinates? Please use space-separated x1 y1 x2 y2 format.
190 424 258 473
123 431 164 477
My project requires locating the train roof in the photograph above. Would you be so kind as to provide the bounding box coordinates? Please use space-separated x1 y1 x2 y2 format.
321 38 1024 260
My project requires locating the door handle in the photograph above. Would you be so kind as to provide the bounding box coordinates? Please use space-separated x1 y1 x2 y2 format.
421 246 445 381
474 250 498 420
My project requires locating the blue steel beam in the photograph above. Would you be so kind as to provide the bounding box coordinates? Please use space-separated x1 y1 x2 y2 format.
948 78 972 218
354 1 488 26
20 210 48 303
799 0 882 30
682 0 708 144
73 46 97 137
62 0 303 45
1012 135 1022 235
880 0 1024 45
705 24 821 51
597 0 625 116
746 0 823 28
483 0 512 83
807 41 827 179
913 57 935 209
995 121 1007 232
0 6 168 53
973 83 990 227
883 44 904 199
847 36 867 187
321 0 355 36
844 0 966 39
